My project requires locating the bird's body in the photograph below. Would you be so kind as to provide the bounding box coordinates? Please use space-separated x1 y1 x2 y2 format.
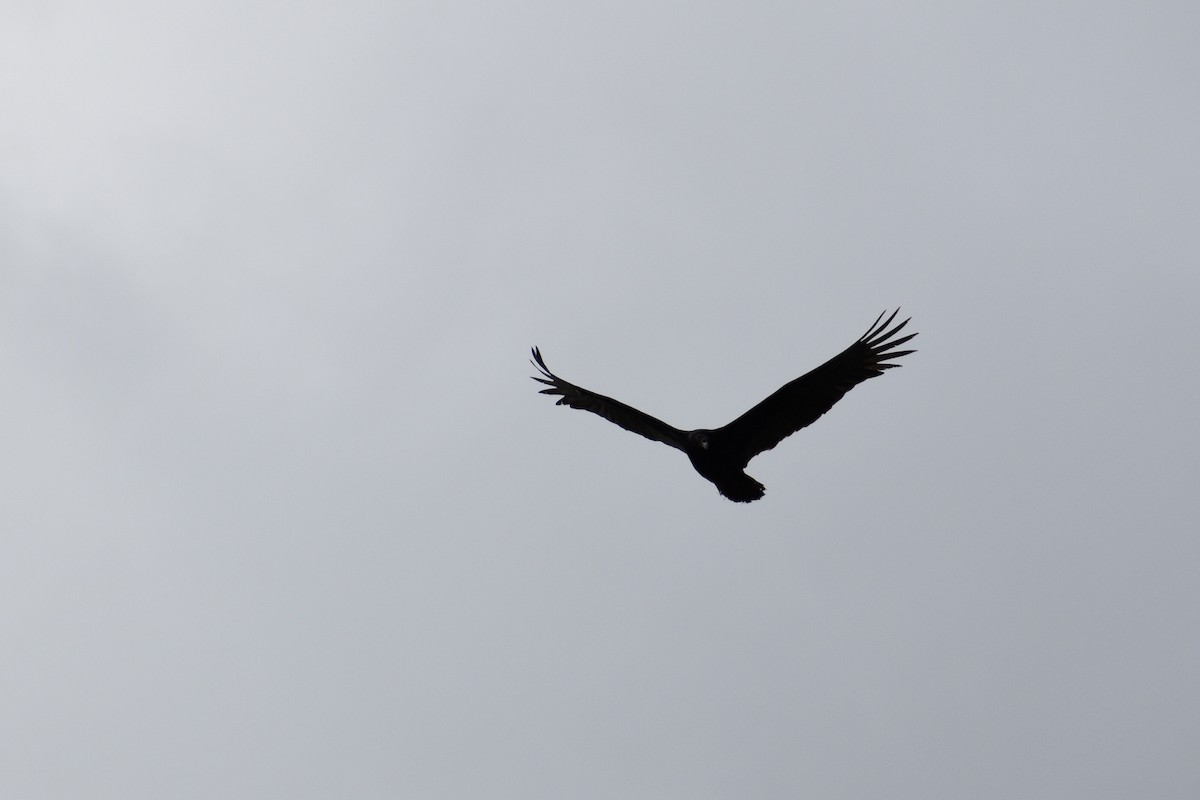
531 310 916 502
685 431 766 502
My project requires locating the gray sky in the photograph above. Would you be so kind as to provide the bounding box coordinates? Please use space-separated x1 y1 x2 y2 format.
3 2 1198 798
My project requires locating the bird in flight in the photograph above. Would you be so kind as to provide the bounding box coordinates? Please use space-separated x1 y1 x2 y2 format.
531 309 916 502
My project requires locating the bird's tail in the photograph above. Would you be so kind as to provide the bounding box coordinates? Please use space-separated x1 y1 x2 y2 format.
718 472 766 503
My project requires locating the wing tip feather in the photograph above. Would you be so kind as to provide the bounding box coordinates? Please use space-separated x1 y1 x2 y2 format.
530 346 557 382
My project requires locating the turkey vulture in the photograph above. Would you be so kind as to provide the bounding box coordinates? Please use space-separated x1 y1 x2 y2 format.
531 309 916 502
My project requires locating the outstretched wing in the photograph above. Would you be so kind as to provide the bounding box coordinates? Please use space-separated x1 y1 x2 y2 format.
531 347 688 452
713 310 917 465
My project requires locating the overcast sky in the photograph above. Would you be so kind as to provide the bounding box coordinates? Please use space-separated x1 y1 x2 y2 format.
3 2 1199 798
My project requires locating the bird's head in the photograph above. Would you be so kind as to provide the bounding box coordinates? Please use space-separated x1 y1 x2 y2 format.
688 430 711 450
